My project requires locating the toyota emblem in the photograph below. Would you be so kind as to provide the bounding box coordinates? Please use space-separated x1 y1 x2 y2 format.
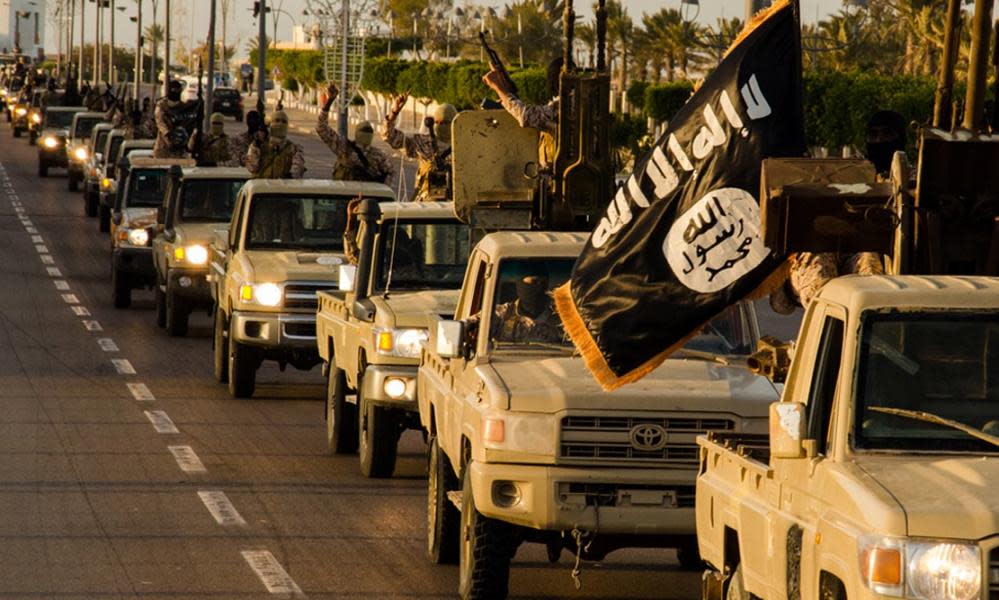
629 423 669 452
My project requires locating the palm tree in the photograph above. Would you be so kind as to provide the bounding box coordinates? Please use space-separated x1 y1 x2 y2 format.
606 0 633 91
145 23 165 84
700 17 743 66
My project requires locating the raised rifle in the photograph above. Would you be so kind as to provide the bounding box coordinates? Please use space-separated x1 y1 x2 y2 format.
479 31 517 96
192 59 206 163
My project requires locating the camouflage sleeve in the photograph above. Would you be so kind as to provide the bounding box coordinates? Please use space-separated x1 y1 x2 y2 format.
226 135 246 167
372 148 396 188
842 252 884 276
500 94 558 135
291 143 306 179
154 101 171 138
245 143 262 176
316 108 345 155
789 252 839 309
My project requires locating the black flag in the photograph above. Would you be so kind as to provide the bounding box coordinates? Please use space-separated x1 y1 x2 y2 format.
555 0 805 391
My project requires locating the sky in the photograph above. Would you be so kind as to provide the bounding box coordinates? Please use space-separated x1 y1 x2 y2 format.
53 0 847 62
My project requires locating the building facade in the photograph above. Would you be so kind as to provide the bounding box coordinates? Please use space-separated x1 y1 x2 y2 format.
0 0 47 59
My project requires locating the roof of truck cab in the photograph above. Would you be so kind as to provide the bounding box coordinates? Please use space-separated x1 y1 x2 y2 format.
129 156 195 168
121 139 155 149
242 179 395 199
377 201 456 221
72 111 105 121
475 231 588 259
819 275 999 312
181 167 251 179
46 106 84 113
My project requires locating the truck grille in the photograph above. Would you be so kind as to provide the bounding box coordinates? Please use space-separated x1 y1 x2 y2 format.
989 546 998 600
283 283 329 310
557 483 695 508
560 415 735 466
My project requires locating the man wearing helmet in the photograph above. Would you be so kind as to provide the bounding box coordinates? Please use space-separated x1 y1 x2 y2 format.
382 93 455 201
154 80 195 158
192 112 234 167
245 111 305 179
317 83 394 186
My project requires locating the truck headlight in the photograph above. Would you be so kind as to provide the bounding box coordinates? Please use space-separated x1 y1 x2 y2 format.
43 136 59 148
175 244 209 265
482 411 557 456
30 113 41 124
375 328 429 358
101 177 113 190
73 146 88 161
125 228 150 247
859 536 981 600
239 282 282 307
15 107 27 116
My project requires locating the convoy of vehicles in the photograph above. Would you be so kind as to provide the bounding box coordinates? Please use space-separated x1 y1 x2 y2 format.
208 179 395 398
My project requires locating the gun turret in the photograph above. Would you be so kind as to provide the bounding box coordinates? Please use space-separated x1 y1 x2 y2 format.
746 336 793 384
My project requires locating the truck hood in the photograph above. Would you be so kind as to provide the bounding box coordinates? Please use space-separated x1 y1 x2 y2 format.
485 355 777 416
244 249 345 282
857 455 999 540
174 222 226 246
123 207 157 228
373 289 460 329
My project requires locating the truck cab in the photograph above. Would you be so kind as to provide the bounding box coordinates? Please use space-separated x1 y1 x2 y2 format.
697 275 999 600
152 166 250 336
99 138 156 232
82 123 113 217
418 230 777 597
315 200 472 478
209 179 395 399
37 106 84 177
66 111 105 192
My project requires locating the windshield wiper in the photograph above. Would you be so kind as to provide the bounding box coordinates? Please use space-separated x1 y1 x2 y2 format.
673 348 731 366
494 340 577 354
868 406 999 450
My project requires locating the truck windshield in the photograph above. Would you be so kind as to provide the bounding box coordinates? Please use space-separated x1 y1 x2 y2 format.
127 169 168 208
93 130 109 154
245 194 349 251
104 137 125 167
179 179 245 222
74 117 101 139
855 311 999 454
44 110 76 129
374 220 471 292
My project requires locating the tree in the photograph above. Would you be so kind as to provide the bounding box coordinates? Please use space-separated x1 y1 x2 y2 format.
491 0 563 67
699 17 743 66
145 23 165 84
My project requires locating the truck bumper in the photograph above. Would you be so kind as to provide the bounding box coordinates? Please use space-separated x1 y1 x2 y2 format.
113 247 155 286
39 149 67 166
360 364 418 410
166 268 213 308
469 461 697 536
230 310 318 351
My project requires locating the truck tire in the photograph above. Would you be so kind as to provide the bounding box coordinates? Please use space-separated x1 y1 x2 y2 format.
212 307 229 383
38 161 48 177
458 463 518 600
228 335 257 398
68 173 79 192
98 205 110 233
154 283 167 328
165 289 189 337
358 385 398 478
727 564 756 600
111 266 132 309
84 191 98 217
326 366 358 454
427 436 460 565
28 132 36 146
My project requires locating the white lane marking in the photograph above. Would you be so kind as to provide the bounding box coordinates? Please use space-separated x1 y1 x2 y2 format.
54 280 70 291
14 207 24 213
144 410 179 434
197 491 246 526
127 383 155 401
46 267 62 277
82 320 102 331
31 235 43 243
34 245 48 253
25 227 37 234
71 306 91 316
97 338 118 352
168 446 207 473
111 358 136 375
61 294 79 304
241 550 304 596
40 255 54 264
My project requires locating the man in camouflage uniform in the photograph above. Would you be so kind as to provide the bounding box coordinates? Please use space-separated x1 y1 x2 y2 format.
245 111 305 179
317 83 394 186
469 265 565 344
154 80 193 158
192 112 233 167
483 58 564 169
41 78 60 109
228 110 263 168
382 93 455 202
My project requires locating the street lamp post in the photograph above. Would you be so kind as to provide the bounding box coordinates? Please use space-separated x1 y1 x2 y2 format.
131 0 142 99
78 0 85 82
94 0 102 85
386 10 394 58
256 0 266 113
163 0 170 94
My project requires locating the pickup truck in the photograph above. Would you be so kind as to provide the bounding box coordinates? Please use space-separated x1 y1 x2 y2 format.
37 106 84 177
110 156 195 308
418 230 777 598
66 111 105 191
152 166 249 336
99 138 155 232
316 200 471 478
209 179 395 399
82 124 114 217
696 275 999 600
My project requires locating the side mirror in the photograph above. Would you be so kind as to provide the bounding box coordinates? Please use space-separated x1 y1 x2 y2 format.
436 320 466 359
213 229 229 252
769 402 806 459
163 228 176 243
111 211 123 226
338 264 357 292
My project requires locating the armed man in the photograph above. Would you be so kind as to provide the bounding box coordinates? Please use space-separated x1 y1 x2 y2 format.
154 80 193 158
41 78 60 109
228 110 264 168
245 111 305 179
192 113 233 167
382 93 456 201
483 57 563 168
317 83 394 185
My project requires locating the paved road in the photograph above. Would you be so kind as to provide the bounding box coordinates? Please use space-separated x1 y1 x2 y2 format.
0 123 700 597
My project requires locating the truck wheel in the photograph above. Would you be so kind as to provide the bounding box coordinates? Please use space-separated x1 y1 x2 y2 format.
165 289 189 337
13 127 21 138
427 436 460 565
28 132 36 146
358 387 399 478
326 366 358 454
111 267 132 309
154 284 167 328
228 335 257 398
38 161 48 177
68 173 79 192
458 463 518 600
726 564 755 600
98 205 110 233
84 191 98 217
212 307 229 383
677 538 705 571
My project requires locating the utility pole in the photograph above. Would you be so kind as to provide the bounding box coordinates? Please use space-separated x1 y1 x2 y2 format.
134 0 143 99
338 0 349 137
164 0 171 94
95 0 102 84
256 0 266 113
69 0 76 80
78 0 85 83
205 0 217 129
110 0 116 84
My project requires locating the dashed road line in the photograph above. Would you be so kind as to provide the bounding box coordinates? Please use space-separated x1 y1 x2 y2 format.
127 382 155 401
54 280 70 291
25 226 36 234
144 410 179 434
40 255 54 264
83 320 102 331
168 446 207 473
34 244 48 254
197 491 246 526
62 294 79 304
46 267 62 277
111 358 136 375
30 235 43 243
71 306 91 316
97 338 119 352
241 550 304 596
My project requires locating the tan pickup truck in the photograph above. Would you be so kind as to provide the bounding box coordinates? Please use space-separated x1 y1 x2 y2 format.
315 200 471 478
696 275 999 600
417 230 777 598
209 179 395 398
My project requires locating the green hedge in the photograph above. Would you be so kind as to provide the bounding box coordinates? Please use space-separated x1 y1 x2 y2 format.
644 81 695 123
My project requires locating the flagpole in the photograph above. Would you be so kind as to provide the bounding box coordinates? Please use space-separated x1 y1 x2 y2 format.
791 0 805 155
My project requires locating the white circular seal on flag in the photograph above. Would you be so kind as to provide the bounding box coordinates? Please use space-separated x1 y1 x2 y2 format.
663 187 771 293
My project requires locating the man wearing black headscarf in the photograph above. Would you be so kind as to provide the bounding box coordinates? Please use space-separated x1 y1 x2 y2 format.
865 110 908 176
